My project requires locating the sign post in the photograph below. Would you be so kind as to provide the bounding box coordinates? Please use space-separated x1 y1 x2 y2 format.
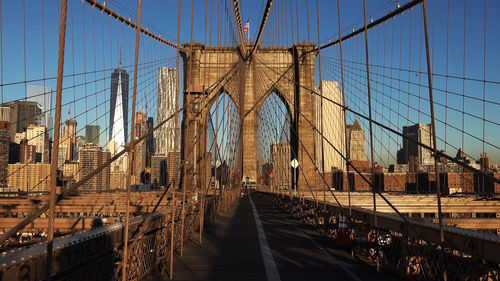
290 158 299 196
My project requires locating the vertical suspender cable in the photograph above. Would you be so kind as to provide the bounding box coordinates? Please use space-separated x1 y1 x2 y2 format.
70 0 76 121
214 0 220 206
336 0 352 218
280 0 284 45
284 0 289 46
482 0 487 182
443 0 449 193
290 0 294 44
23 0 26 104
389 16 395 168
122 0 142 280
306 0 310 43
405 9 413 189
295 0 299 42
0 0 2 104
205 0 208 45
46 1 68 280
82 3 88 126
170 0 182 278
91 9 96 123
421 0 444 244
200 0 211 244
481 0 487 194
191 0 195 43
181 0 196 257
315 0 326 208
42 0 47 125
461 0 466 157
336 0 356 257
362 0 379 270
210 0 213 47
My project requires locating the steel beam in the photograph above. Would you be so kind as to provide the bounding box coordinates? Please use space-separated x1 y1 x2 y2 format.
308 0 423 53
83 0 182 51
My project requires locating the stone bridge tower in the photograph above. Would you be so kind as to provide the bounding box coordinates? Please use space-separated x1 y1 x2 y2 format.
181 42 318 191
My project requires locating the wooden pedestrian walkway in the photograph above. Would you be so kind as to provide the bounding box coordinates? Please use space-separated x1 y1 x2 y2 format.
146 193 401 281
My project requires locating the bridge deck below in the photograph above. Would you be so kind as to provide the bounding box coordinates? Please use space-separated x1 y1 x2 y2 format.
147 193 400 281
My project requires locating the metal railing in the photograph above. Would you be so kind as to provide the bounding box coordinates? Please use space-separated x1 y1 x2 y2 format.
0 190 239 281
260 191 500 281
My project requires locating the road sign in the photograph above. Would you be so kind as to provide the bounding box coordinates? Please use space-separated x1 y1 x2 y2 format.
290 158 299 168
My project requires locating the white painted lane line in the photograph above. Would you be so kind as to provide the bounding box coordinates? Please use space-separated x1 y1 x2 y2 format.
249 194 281 281
267 202 362 281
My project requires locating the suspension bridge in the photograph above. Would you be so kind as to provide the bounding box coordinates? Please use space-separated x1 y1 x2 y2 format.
0 0 499 280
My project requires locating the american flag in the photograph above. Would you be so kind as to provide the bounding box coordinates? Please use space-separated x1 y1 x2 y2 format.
243 19 249 38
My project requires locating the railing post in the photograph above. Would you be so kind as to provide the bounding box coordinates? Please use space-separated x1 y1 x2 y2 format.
122 1 142 280
45 1 68 279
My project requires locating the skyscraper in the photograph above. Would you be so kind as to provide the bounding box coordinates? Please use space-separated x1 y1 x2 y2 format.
109 67 129 148
27 85 53 133
397 123 433 165
26 125 49 163
79 143 111 192
346 119 367 162
151 154 168 186
156 67 178 154
8 163 51 192
167 151 181 187
106 139 128 173
2 101 42 142
60 119 77 162
0 122 9 187
133 111 146 184
20 139 36 164
74 135 86 161
85 125 100 145
0 107 11 123
146 117 154 167
57 146 68 168
315 81 346 171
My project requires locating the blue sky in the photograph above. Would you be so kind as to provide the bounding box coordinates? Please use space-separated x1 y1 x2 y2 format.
0 0 499 165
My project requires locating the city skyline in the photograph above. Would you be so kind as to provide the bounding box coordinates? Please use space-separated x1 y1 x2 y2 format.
0 1 496 195
0 2 498 279
0 0 497 163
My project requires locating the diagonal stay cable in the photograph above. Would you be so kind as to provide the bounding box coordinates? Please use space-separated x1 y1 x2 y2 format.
255 56 408 221
255 55 500 186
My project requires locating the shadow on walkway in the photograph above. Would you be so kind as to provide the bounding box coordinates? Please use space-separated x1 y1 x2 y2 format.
146 193 401 281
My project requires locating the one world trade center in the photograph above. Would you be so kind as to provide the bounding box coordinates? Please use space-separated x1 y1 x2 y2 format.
109 65 129 149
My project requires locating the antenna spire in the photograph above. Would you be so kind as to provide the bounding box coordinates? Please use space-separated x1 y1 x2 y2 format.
119 43 122 68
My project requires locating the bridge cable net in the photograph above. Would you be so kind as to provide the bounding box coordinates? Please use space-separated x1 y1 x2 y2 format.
0 0 177 211
0 1 192 280
0 0 249 279
0 0 500 281
254 0 500 280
